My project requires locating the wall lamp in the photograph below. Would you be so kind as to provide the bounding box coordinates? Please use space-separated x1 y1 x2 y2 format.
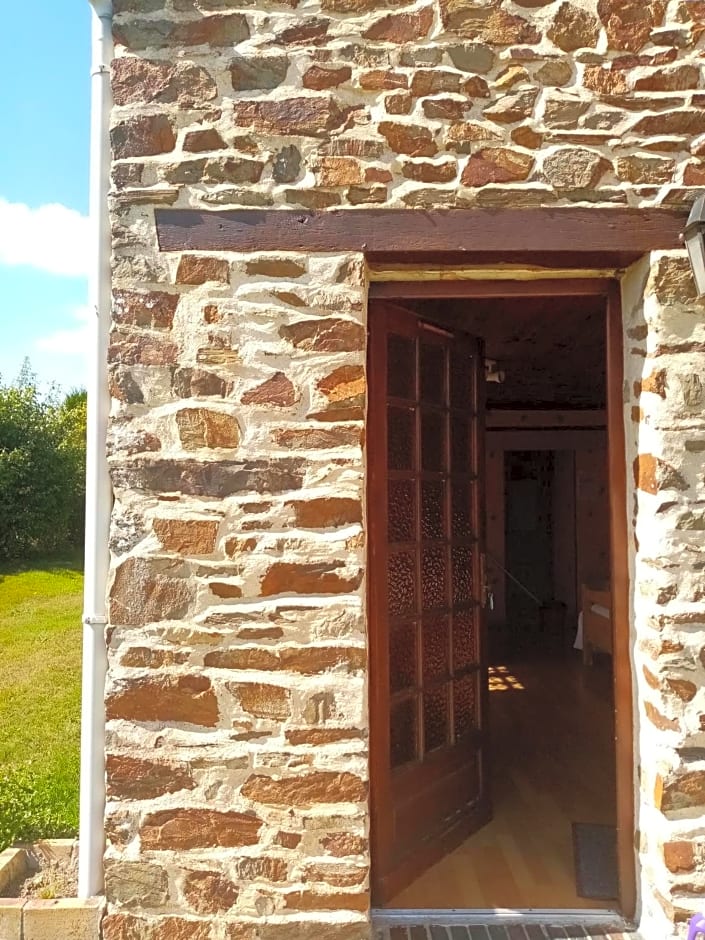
683 194 705 297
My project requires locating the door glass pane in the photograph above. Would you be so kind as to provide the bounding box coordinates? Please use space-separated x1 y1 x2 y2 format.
420 342 446 406
388 334 415 400
423 683 449 752
422 545 447 610
453 673 477 739
389 479 415 543
451 481 472 540
421 411 445 472
451 416 470 472
391 697 417 767
391 621 417 692
388 550 416 616
452 545 473 605
453 609 477 672
451 348 472 405
388 407 415 471
423 617 449 682
421 481 445 540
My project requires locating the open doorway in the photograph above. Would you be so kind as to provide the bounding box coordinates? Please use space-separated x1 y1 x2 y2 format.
368 284 628 914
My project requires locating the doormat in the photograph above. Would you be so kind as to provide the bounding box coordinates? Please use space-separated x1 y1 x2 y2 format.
572 822 618 900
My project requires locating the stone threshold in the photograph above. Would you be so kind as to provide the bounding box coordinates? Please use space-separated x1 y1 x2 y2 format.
372 910 639 940
0 840 104 940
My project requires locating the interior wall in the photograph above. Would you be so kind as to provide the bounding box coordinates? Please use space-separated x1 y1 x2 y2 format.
485 426 608 658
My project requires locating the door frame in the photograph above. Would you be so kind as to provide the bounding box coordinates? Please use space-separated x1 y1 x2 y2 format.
367 277 634 919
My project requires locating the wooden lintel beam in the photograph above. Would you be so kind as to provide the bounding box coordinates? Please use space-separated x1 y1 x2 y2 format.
155 207 686 256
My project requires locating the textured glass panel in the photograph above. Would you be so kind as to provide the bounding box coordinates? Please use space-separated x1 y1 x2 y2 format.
451 481 472 540
452 545 473 605
388 334 415 400
388 407 415 471
423 617 449 683
453 674 477 739
391 697 417 768
453 610 477 672
421 481 445 540
451 416 470 472
423 683 449 753
390 621 417 692
450 349 472 405
421 411 445 472
388 479 416 543
388 551 416 617
422 545 447 610
420 342 446 406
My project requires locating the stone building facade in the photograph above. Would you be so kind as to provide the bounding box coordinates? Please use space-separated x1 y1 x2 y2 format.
101 0 705 938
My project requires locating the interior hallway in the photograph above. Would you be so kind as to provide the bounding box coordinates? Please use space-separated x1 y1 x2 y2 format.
389 656 616 910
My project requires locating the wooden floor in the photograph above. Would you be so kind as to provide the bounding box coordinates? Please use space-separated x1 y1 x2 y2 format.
389 654 617 910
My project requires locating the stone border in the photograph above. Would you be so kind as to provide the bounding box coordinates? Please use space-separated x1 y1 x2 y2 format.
0 841 104 940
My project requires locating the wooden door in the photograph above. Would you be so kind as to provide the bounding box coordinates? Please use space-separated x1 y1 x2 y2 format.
369 301 491 905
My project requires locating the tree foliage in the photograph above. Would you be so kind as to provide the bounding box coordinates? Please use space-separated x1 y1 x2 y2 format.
0 368 86 559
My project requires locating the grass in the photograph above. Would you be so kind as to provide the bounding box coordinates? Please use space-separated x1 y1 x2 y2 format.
0 554 83 851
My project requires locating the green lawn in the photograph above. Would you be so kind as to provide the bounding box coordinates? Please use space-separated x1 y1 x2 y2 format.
0 555 83 850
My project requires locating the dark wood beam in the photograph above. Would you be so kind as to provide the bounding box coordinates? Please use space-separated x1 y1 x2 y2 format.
155 207 686 258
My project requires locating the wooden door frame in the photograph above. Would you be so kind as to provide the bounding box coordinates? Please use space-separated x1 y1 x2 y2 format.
367 277 634 919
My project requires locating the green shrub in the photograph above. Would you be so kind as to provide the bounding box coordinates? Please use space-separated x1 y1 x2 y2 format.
0 764 77 851
0 372 86 559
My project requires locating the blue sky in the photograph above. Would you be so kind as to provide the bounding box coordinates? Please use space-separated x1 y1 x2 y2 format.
0 2 93 392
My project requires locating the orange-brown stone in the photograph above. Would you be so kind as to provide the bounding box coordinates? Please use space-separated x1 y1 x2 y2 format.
176 408 241 449
321 833 368 856
109 557 194 626
241 771 366 806
318 157 363 186
183 129 226 153
438 2 540 44
286 497 362 528
273 426 362 449
153 518 219 555
378 121 438 157
663 841 696 873
242 372 297 407
236 857 289 882
182 870 239 914
141 808 263 850
359 70 408 90
364 6 433 42
113 290 178 330
284 889 368 911
245 258 306 278
106 754 195 800
279 319 365 353
106 675 219 726
235 683 291 720
403 159 457 183
231 97 352 138
103 914 211 940
260 561 363 596
461 148 533 186
633 453 687 494
303 65 352 90
175 255 230 285
548 2 600 50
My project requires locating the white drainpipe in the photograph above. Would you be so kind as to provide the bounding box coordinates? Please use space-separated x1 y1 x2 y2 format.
78 0 113 899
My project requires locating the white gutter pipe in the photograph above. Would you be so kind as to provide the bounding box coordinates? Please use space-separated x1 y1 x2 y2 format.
79 0 113 899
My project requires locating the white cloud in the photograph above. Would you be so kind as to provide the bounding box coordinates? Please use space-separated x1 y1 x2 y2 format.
36 304 93 358
0 198 90 278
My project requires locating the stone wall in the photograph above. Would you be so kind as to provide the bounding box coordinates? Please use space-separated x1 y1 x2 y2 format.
622 253 705 939
104 0 705 938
